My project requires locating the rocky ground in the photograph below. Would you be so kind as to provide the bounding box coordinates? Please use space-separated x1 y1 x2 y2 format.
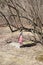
0 27 43 65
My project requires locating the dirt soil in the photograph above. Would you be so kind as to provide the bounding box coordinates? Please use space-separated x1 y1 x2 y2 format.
0 27 43 65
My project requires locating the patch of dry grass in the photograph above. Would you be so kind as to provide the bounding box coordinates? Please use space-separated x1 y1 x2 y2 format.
36 55 43 62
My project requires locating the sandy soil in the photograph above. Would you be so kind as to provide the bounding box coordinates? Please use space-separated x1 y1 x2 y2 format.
0 27 43 65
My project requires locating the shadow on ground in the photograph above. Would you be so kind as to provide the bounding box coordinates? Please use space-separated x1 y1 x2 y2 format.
20 43 36 48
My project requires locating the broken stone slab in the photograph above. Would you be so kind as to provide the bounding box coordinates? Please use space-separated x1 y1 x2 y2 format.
8 41 35 48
